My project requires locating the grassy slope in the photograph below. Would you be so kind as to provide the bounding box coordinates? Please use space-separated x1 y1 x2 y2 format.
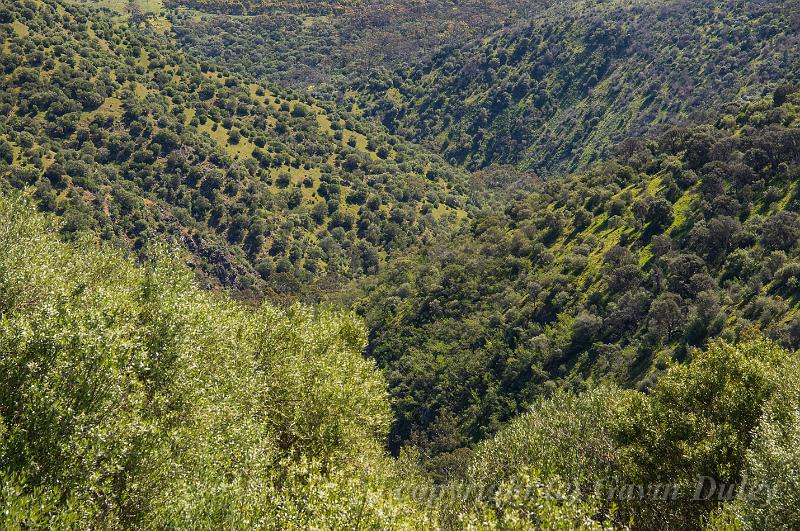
1 0 472 301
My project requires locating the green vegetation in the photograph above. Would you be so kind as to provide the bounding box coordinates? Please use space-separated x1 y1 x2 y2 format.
2 200 799 528
0 0 472 301
455 336 800 529
165 0 549 88
157 0 800 178
356 88 800 460
165 0 355 15
354 0 800 175
4 0 800 528
0 194 434 527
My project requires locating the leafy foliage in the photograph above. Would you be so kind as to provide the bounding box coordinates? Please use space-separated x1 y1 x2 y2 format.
0 193 434 528
354 0 800 175
356 88 800 456
451 337 799 530
5 0 800 528
720 352 800 529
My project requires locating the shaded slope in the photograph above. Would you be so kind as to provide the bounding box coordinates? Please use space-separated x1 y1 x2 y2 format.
356 88 800 456
355 0 800 176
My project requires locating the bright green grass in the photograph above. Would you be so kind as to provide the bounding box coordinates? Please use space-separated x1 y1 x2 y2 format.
11 20 29 37
197 120 255 159
81 97 123 126
87 0 163 13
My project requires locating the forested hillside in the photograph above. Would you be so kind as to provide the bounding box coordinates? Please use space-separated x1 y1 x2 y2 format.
165 0 354 15
155 0 800 177
165 0 552 88
4 194 800 529
354 0 800 175
4 0 800 528
0 0 471 301
356 87 800 461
